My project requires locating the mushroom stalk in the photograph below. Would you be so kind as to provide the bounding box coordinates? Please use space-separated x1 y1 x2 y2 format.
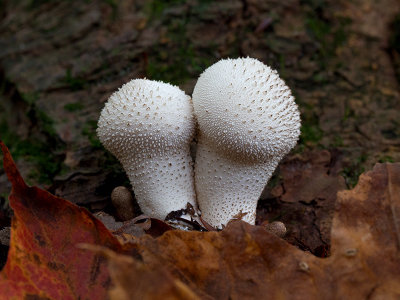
193 58 300 228
195 137 281 226
119 148 195 218
97 79 197 220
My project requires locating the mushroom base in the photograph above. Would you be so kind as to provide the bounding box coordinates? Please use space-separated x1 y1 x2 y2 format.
121 148 197 220
195 139 280 229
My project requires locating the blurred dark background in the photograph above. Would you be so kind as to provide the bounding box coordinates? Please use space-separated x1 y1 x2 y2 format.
0 0 399 224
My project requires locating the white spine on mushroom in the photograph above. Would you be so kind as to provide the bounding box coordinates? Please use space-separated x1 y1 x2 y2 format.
97 79 197 220
192 58 301 228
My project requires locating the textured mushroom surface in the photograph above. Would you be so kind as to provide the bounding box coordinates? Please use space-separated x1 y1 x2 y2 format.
97 79 197 220
193 58 301 228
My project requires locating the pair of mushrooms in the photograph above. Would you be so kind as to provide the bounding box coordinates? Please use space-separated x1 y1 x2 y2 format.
97 57 301 229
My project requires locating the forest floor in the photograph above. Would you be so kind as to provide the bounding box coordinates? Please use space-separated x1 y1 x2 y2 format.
0 0 400 261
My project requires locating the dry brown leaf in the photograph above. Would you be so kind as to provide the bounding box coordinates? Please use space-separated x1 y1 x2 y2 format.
81 244 202 300
259 150 346 255
105 163 400 299
279 150 346 204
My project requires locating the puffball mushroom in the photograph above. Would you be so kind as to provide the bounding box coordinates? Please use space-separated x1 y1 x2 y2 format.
97 79 197 220
192 58 301 228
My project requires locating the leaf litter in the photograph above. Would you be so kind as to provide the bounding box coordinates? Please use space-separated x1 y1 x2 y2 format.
0 141 400 299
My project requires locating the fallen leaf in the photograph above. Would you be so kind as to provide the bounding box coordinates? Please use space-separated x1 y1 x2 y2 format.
0 141 126 300
106 163 400 299
2 138 400 299
81 244 202 300
279 151 346 204
258 150 346 255
145 218 173 237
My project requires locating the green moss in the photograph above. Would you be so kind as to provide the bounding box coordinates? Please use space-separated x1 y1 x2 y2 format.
144 1 216 84
0 75 67 185
0 120 20 151
311 72 329 84
62 69 88 91
102 0 118 19
15 139 61 183
342 105 354 122
378 156 394 163
190 0 214 15
146 16 215 84
21 92 39 105
304 1 351 68
146 0 213 18
300 123 323 144
0 121 63 184
0 192 9 211
294 95 323 148
331 135 344 147
306 16 332 56
146 0 188 18
1 95 64 184
147 44 212 85
64 102 84 112
340 154 367 188
266 173 283 190
38 110 57 138
278 54 286 77
82 120 102 149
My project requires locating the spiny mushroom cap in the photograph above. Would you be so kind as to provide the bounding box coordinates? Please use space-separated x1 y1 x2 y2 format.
192 57 301 162
97 79 195 158
97 79 196 219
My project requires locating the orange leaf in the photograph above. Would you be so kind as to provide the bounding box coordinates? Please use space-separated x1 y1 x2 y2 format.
81 244 201 300
104 163 400 299
0 141 124 299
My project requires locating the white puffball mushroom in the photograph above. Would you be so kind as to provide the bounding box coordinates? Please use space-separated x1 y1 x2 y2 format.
192 58 301 229
97 79 197 220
